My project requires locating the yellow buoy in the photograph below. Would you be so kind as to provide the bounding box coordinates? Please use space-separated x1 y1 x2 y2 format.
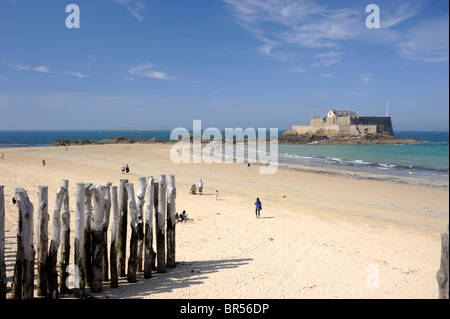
409 172 413 175
282 194 286 198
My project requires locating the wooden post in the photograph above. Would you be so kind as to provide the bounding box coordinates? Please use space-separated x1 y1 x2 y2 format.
83 183 93 288
12 190 22 299
48 186 66 299
0 186 6 299
91 185 107 293
37 185 49 297
166 175 176 268
144 177 154 279
60 180 70 294
156 175 166 273
118 179 128 277
151 181 158 271
110 186 119 288
136 177 147 272
15 188 34 299
102 182 112 281
126 183 139 283
437 224 449 299
74 183 85 298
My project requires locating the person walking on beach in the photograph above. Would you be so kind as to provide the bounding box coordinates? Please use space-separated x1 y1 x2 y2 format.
255 198 262 218
125 164 130 174
42 159 46 167
197 179 203 195
215 190 219 200
121 164 125 175
1 153 4 160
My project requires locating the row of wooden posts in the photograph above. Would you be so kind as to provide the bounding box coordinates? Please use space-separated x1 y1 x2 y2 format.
0 175 177 299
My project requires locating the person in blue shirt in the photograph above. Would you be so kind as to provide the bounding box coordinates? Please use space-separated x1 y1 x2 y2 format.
254 198 262 218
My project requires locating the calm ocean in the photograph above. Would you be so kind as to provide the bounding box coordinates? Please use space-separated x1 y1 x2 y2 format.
0 130 448 185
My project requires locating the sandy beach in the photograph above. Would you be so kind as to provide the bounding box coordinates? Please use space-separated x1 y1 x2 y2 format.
0 143 448 299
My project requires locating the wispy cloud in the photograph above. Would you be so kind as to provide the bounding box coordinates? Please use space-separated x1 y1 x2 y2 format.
360 73 374 85
222 0 447 66
65 71 90 78
128 63 174 80
397 15 449 63
5 62 51 73
3 61 89 78
107 0 145 21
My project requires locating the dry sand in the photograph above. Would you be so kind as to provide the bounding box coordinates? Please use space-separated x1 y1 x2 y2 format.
0 143 448 299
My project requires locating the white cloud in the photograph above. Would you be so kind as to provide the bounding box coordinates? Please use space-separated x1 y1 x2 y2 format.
107 0 145 21
222 0 447 66
360 73 374 85
66 72 89 78
397 16 449 63
5 62 50 73
0 75 7 81
311 51 343 67
128 63 174 80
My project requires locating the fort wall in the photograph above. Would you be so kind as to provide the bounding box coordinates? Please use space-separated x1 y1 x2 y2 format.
292 112 394 135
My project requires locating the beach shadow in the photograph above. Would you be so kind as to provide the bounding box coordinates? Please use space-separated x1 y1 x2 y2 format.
259 217 274 219
94 258 252 299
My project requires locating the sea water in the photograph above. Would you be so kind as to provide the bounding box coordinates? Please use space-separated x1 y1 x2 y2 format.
278 131 448 185
0 130 448 185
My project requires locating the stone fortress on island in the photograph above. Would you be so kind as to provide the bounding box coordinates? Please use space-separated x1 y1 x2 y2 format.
292 109 394 135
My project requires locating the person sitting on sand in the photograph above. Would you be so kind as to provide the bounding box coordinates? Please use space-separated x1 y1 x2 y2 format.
179 210 188 222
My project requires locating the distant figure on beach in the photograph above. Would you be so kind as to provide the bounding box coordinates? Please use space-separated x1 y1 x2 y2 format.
126 164 130 174
42 159 46 167
248 163 251 170
121 164 125 175
176 210 188 222
1 153 4 160
255 198 262 218
189 183 197 195
197 179 203 195
215 190 219 200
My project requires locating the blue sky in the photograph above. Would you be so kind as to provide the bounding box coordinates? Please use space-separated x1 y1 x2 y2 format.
0 0 448 131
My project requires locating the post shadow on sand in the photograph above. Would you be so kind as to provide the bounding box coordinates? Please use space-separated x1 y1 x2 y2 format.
97 258 252 299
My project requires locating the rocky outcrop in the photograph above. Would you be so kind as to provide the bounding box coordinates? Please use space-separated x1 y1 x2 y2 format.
279 129 421 145
52 136 175 146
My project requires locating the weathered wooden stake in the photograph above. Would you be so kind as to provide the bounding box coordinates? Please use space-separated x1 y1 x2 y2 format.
156 175 166 273
144 177 154 279
151 181 158 271
74 182 85 298
60 180 70 294
102 182 112 281
118 179 128 277
48 186 66 299
83 183 93 288
37 185 49 297
136 177 147 272
12 189 23 299
15 188 34 299
91 185 107 293
166 175 176 268
126 183 139 283
437 224 449 299
110 186 119 288
0 186 6 299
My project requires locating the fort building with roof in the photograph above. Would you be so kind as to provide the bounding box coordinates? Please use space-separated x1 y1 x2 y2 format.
292 109 394 135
